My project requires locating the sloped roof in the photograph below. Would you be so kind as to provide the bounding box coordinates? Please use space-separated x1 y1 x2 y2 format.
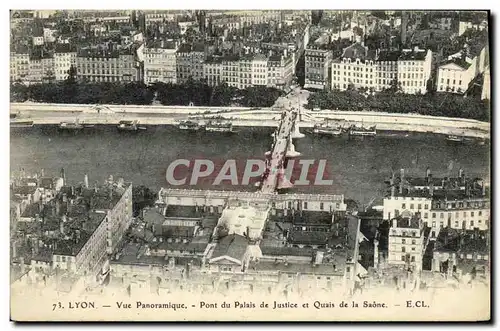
342 42 368 60
211 234 248 262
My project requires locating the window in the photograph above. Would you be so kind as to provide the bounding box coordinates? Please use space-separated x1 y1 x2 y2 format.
320 202 324 210
401 256 405 261
424 213 428 218
411 256 415 262
418 204 421 209
402 247 406 253
432 213 436 218
479 211 482 216
425 204 429 209
440 213 444 219
402 239 406 244
402 203 406 209
303 202 308 210
410 204 414 210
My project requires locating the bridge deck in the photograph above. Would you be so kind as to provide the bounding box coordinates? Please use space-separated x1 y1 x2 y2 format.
260 111 297 194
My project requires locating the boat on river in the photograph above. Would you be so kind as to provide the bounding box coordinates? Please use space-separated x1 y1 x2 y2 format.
10 120 34 128
313 120 344 136
348 124 377 137
59 119 94 131
178 120 201 131
205 119 233 133
117 120 146 132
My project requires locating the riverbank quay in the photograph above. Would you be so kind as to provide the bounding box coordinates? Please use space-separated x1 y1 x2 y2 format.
10 102 490 139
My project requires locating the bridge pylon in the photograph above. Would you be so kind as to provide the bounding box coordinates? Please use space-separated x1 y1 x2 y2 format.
285 136 301 158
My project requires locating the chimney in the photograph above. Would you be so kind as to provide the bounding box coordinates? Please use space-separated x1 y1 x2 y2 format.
399 168 405 194
186 262 191 279
84 174 89 188
315 251 324 265
19 257 25 274
60 168 66 185
12 241 17 259
60 220 65 235
390 176 395 197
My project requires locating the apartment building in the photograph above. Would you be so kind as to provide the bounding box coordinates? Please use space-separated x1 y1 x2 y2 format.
388 212 425 272
203 57 223 87
397 47 432 94
54 45 77 81
374 51 399 91
429 17 453 31
458 20 488 36
304 46 332 90
143 40 178 84
331 42 376 91
51 212 108 278
27 51 54 84
267 54 294 91
221 55 240 88
383 169 490 232
331 42 400 92
251 54 268 86
10 52 30 82
176 43 205 84
436 57 477 93
76 46 140 83
239 55 254 89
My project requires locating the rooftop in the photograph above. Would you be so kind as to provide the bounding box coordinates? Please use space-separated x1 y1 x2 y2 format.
211 234 248 262
440 57 472 70
391 212 422 229
399 48 428 61
434 228 489 255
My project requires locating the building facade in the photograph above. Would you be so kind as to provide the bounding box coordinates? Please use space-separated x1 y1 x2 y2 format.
436 57 477 93
304 47 332 90
397 47 432 94
76 48 140 83
54 51 77 81
388 213 425 271
143 42 178 84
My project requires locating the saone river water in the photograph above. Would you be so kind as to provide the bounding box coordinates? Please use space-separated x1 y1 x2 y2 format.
10 125 490 206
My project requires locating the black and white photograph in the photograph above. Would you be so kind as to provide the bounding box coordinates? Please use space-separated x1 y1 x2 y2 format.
8 8 491 322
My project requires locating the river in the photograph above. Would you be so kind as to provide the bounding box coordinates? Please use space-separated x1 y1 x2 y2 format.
10 125 490 206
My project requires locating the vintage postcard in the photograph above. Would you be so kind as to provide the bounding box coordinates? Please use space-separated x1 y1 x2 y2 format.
9 9 490 322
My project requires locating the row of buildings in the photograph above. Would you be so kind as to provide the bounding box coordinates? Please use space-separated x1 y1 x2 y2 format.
11 169 490 297
303 10 489 98
379 168 489 274
10 10 311 92
304 37 488 96
11 171 133 290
